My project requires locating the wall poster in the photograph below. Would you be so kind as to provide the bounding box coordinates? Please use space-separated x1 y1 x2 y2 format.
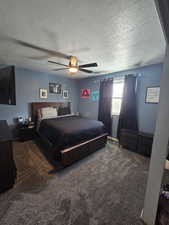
81 89 91 99
91 91 99 101
145 87 160 104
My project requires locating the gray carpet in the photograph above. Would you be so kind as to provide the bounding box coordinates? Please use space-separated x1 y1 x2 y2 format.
0 141 149 225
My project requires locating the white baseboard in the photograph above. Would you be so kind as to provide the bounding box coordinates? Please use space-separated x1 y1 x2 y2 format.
107 136 119 143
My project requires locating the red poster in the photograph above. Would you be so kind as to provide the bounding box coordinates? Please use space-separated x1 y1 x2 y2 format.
81 89 90 99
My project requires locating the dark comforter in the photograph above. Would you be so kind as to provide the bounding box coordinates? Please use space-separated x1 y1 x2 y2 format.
38 116 105 151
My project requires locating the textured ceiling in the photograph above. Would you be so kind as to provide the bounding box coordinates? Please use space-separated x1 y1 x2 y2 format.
0 0 166 79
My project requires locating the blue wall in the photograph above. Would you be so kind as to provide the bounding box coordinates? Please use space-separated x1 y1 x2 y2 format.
0 64 163 135
77 63 163 134
0 67 79 125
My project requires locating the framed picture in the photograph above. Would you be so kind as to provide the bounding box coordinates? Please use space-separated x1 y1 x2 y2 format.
39 88 48 99
49 83 62 94
63 90 69 99
81 89 91 99
145 87 160 104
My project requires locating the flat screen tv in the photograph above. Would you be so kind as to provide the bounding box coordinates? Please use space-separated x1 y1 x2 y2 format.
0 66 16 105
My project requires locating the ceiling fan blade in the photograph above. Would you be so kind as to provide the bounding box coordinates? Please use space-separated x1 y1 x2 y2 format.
53 68 69 71
28 55 49 60
79 68 93 73
79 63 98 68
48 61 68 67
4 36 71 60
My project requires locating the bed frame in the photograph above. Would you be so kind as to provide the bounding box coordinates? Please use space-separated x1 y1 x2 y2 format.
31 102 108 167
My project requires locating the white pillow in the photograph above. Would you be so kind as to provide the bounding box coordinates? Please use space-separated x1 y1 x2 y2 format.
41 107 58 119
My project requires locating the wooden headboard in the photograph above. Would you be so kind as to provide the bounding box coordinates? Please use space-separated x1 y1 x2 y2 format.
31 102 71 122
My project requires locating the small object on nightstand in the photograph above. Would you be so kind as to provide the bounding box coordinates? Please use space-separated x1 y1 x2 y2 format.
18 122 36 142
28 121 35 129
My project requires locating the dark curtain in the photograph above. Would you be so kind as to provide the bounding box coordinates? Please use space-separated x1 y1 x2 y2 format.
117 75 138 139
98 79 113 135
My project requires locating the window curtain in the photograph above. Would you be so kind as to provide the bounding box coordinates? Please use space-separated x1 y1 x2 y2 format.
98 79 113 135
117 75 138 139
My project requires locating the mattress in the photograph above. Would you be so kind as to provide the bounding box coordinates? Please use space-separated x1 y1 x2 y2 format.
38 115 105 151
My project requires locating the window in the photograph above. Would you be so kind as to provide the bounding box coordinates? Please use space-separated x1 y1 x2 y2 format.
112 79 124 116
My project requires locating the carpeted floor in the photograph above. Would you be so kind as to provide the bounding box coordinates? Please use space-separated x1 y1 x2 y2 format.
0 140 149 225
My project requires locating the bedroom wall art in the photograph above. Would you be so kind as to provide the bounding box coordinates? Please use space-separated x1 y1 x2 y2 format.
81 89 90 99
91 91 99 101
63 90 69 99
145 87 160 104
49 83 62 94
39 88 48 99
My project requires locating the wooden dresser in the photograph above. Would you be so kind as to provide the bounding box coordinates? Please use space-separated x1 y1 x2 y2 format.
0 120 17 193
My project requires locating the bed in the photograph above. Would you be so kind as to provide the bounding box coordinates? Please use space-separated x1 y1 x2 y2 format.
31 102 107 167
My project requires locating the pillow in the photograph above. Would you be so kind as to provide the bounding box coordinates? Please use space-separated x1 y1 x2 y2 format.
58 107 71 116
41 107 58 119
56 113 75 119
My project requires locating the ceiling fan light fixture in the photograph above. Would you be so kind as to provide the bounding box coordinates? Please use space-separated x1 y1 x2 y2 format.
68 66 78 74
48 56 98 75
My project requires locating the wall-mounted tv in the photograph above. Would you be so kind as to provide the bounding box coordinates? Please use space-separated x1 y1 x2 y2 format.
0 66 16 105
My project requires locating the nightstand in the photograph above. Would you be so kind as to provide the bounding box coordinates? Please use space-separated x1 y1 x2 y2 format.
19 125 36 142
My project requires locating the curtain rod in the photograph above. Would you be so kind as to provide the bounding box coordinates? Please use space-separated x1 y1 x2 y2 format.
93 73 142 84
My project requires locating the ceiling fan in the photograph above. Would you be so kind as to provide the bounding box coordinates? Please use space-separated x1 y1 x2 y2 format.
48 56 98 75
1 36 98 75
